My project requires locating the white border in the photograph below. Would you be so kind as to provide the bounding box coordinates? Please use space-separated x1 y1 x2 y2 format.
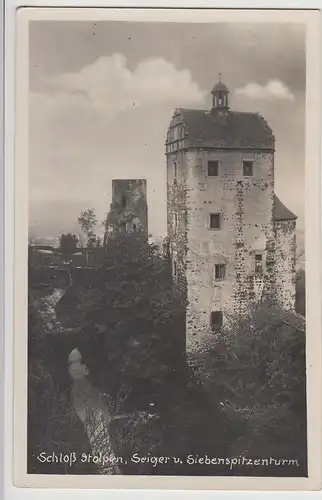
3 2 322 499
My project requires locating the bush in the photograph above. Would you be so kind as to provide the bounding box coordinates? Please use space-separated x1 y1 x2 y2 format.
71 232 186 402
189 304 307 474
28 294 95 474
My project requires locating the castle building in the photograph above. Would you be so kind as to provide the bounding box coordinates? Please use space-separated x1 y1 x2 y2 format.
105 179 148 237
165 76 297 350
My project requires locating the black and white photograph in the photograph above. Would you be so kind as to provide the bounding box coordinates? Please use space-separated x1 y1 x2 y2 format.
12 7 321 490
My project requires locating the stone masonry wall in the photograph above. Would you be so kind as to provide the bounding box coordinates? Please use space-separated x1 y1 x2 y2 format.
109 179 148 235
274 220 297 311
184 149 275 350
166 150 188 302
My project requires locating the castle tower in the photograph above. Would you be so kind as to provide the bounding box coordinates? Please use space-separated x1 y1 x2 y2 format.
165 75 297 351
106 179 148 238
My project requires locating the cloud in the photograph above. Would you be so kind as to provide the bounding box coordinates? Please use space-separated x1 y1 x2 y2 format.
29 55 206 237
235 80 295 101
43 53 205 119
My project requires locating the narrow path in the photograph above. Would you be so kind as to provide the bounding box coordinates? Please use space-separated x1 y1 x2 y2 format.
40 288 121 474
69 355 121 475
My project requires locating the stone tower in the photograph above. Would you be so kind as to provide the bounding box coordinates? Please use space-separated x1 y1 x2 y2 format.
165 76 297 351
106 179 148 237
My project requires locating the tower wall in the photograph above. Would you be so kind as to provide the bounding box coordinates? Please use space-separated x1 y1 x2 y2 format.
168 148 275 351
274 220 297 310
166 151 188 295
108 179 148 235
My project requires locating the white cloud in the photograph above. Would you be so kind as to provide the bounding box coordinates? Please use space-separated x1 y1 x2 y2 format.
45 53 205 118
235 80 295 101
29 55 206 238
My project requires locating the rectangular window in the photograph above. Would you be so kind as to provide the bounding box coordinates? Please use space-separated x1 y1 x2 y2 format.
121 194 127 208
255 253 263 273
214 264 226 280
207 160 219 176
209 213 221 229
173 161 177 180
173 260 177 277
173 213 178 229
211 311 223 330
243 161 253 176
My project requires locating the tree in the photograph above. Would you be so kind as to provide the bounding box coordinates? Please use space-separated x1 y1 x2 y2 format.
59 233 78 258
189 303 307 472
27 293 95 474
78 208 98 247
87 231 97 249
73 231 186 401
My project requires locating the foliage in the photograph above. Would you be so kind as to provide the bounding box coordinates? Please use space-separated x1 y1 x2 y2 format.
28 290 95 474
78 208 97 234
59 233 78 258
189 304 307 471
296 269 305 317
78 208 98 247
71 231 186 400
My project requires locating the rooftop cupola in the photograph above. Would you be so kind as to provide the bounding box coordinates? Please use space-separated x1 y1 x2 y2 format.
211 73 229 111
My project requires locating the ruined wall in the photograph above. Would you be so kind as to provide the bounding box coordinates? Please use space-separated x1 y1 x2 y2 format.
184 149 275 350
274 220 296 310
108 179 148 235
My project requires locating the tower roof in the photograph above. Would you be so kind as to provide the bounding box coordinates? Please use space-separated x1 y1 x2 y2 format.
211 73 229 94
171 108 275 150
273 195 297 221
212 81 229 93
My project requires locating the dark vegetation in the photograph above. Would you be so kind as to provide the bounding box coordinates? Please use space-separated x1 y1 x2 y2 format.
28 230 307 477
295 269 305 317
59 233 78 260
28 284 95 475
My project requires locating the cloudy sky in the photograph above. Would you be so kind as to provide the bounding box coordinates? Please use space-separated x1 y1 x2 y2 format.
29 20 305 240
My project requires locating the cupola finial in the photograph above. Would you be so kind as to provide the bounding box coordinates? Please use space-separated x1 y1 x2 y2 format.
211 74 229 111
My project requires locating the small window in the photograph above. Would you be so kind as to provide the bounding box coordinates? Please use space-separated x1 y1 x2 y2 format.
209 213 221 229
173 161 177 180
211 311 223 330
121 194 127 208
173 213 178 229
173 260 177 277
255 253 263 273
208 160 219 177
215 264 226 280
243 161 253 176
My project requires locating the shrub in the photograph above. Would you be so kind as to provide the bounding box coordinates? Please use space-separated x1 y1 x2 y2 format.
189 304 307 474
71 232 186 402
28 295 95 474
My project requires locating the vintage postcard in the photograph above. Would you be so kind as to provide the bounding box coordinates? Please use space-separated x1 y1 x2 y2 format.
13 7 321 490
